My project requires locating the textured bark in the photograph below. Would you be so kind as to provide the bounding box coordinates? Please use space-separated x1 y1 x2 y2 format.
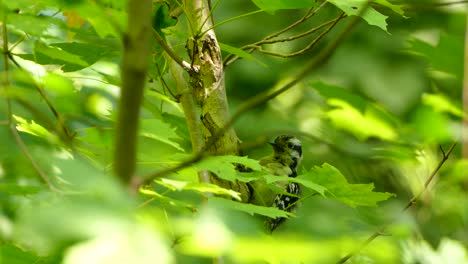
184 0 250 201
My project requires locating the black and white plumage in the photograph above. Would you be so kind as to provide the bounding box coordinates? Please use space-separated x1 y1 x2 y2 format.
258 135 303 231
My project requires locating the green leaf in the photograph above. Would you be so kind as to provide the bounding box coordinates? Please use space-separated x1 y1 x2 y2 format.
208 197 292 218
410 105 453 142
0 244 41 264
304 163 394 207
139 188 197 212
194 156 262 181
16 41 91 72
219 42 266 67
251 0 317 13
373 0 406 17
43 73 75 96
154 178 242 201
152 2 177 36
407 34 464 79
8 13 65 38
139 118 184 152
326 99 398 141
13 115 59 143
263 175 327 196
0 184 41 195
422 93 464 118
51 42 115 67
327 0 388 31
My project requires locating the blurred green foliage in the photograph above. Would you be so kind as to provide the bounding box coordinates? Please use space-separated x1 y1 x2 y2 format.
0 0 467 263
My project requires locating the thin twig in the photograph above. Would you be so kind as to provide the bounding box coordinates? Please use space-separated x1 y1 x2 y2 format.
336 143 457 264
156 64 179 101
152 29 193 71
224 1 328 66
256 18 338 45
259 13 345 58
138 8 362 186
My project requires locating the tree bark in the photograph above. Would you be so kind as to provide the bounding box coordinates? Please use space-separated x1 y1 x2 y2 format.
184 0 250 201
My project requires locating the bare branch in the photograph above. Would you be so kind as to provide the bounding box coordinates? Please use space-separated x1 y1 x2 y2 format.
259 13 345 58
256 18 338 45
224 1 328 66
336 143 457 264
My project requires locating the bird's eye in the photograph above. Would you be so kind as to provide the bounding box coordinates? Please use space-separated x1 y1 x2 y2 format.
287 143 293 148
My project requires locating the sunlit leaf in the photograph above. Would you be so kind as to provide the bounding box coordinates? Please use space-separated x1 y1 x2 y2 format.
422 93 464 118
13 115 59 143
139 188 197 212
263 175 327 196
326 99 398 141
43 73 75 96
177 208 233 257
140 118 184 152
304 163 394 207
209 197 292 218
232 236 337 263
194 155 262 181
154 178 242 201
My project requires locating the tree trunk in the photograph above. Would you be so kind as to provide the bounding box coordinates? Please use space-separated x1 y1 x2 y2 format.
183 0 250 201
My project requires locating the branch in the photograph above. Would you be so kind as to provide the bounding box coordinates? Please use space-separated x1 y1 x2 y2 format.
258 13 345 58
152 29 193 71
137 8 363 186
113 0 153 184
336 143 457 264
255 18 339 45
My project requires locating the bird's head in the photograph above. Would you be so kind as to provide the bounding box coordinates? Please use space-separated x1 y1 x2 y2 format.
270 135 302 171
